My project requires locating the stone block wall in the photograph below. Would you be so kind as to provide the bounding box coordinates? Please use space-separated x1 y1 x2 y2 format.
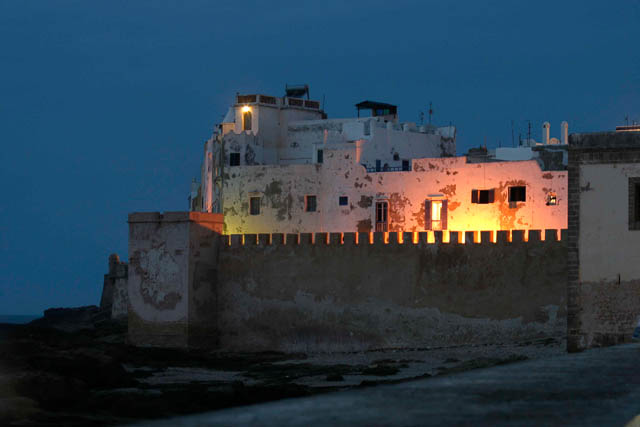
216 230 567 352
126 211 567 351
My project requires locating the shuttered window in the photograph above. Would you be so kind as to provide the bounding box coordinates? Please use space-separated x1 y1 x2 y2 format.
425 199 448 230
471 189 494 204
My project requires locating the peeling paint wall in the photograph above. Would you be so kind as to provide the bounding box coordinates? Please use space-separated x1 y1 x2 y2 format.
127 212 224 347
223 148 567 234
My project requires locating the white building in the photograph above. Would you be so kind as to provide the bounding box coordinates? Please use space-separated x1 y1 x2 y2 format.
200 88 456 214
196 87 567 235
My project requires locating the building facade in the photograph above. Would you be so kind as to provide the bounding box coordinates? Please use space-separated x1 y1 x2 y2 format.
567 131 640 351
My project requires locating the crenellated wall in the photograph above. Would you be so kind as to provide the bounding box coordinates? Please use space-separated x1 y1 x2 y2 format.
216 228 567 352
125 211 567 350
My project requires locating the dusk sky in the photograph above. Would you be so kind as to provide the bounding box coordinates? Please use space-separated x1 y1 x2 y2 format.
1 1 639 315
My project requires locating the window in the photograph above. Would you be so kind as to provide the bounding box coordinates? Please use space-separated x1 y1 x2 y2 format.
471 189 494 204
425 199 448 230
317 149 323 164
339 196 348 206
375 201 388 232
249 197 260 215
230 152 240 166
393 153 400 161
630 178 640 230
546 192 557 206
509 186 526 202
243 110 252 131
305 195 317 212
402 160 410 171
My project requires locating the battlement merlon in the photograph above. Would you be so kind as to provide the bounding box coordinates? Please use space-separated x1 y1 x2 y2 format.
224 229 567 247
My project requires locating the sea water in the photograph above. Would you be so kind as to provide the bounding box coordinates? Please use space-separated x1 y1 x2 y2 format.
0 315 40 324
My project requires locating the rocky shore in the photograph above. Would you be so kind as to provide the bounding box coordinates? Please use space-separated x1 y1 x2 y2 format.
1 306 564 426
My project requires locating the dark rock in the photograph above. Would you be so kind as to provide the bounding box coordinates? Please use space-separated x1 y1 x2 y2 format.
326 373 344 381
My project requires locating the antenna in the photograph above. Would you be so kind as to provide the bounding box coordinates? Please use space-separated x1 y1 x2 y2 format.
428 102 433 125
527 120 532 145
626 115 629 126
511 120 515 148
419 111 424 125
322 94 326 111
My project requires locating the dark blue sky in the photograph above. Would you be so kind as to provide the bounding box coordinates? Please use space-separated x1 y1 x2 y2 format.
1 1 639 314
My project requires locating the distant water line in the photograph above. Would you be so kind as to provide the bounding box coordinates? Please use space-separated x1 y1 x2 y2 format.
0 315 41 324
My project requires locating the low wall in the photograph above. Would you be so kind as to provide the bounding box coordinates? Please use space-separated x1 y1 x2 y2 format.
217 229 567 352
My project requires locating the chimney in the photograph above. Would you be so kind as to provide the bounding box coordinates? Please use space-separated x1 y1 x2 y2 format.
561 121 568 145
542 122 550 145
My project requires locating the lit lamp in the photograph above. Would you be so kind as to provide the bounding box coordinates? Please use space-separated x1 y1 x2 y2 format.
242 105 251 113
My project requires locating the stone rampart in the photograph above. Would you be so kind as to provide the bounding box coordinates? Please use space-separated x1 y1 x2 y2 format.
126 213 567 351
216 229 567 352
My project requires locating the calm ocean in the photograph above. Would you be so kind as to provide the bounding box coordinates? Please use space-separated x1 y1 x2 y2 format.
0 315 41 324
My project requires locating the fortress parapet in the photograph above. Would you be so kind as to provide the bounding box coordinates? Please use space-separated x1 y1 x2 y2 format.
224 229 567 247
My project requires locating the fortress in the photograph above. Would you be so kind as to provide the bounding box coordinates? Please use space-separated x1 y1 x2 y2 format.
101 86 640 353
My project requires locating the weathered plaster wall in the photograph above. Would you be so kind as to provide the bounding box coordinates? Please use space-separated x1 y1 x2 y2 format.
567 132 640 351
100 253 129 319
223 149 567 234
580 163 640 281
216 230 567 352
127 212 224 347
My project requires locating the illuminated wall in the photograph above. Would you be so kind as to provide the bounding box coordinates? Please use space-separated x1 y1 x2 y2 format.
222 147 566 235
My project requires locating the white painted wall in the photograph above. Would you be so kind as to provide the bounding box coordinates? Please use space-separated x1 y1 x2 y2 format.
579 163 640 282
222 149 567 234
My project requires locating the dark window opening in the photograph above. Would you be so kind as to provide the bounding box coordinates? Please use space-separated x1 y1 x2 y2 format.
509 186 526 202
393 153 400 161
471 189 494 204
305 195 317 212
230 152 240 166
402 160 410 171
376 201 388 232
317 149 323 164
376 159 381 172
243 111 252 131
339 196 348 206
249 197 260 215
